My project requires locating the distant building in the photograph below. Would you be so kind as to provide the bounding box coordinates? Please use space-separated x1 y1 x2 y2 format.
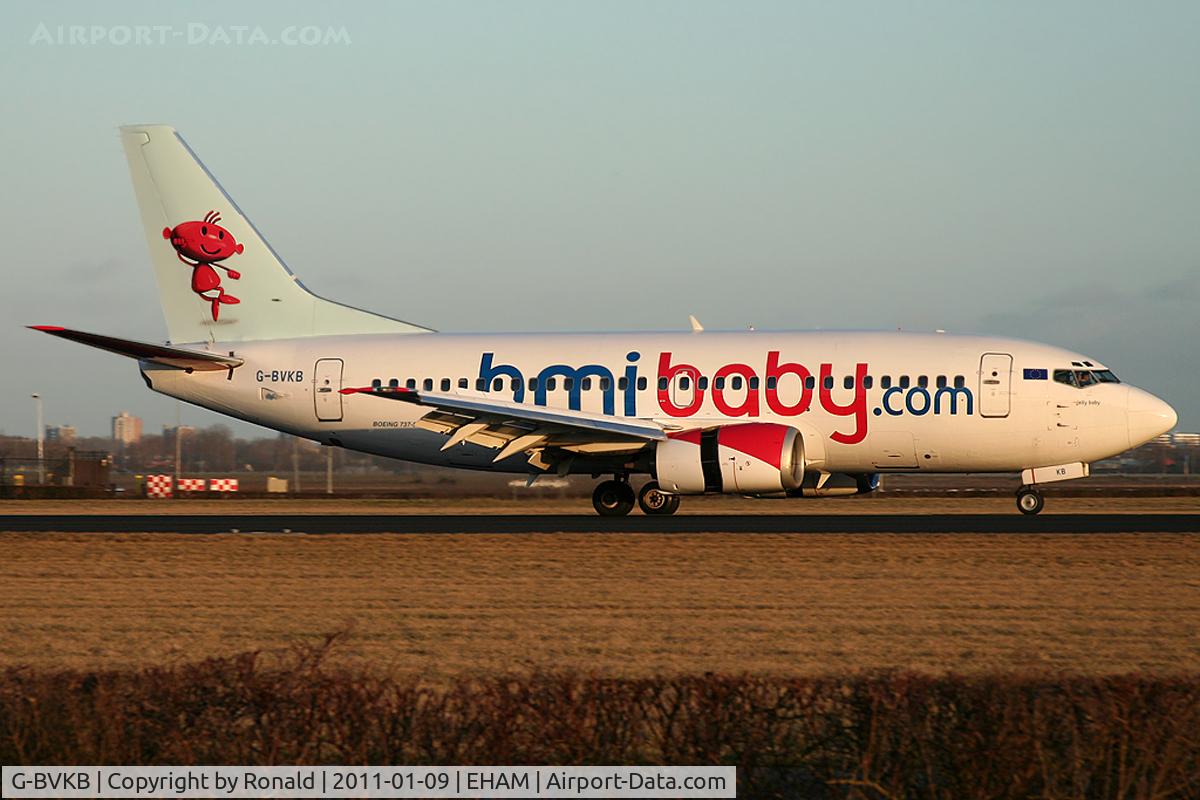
45 425 77 444
112 412 142 445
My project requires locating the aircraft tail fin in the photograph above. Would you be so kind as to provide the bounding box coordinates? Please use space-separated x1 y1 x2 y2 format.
120 125 432 344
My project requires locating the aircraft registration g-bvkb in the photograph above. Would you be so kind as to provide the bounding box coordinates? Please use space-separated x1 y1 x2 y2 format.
32 126 1178 515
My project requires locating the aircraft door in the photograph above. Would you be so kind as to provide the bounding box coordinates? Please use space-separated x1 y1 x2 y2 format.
671 369 697 410
314 358 344 421
978 353 1013 418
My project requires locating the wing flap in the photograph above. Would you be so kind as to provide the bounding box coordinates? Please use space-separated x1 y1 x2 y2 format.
341 386 665 464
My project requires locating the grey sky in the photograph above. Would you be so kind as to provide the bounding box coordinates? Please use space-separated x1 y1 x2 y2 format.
2 1 1197 437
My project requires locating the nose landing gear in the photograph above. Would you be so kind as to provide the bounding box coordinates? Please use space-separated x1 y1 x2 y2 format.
1016 486 1044 515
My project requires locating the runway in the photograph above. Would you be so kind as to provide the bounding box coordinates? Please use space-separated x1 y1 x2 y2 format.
1 513 1197 534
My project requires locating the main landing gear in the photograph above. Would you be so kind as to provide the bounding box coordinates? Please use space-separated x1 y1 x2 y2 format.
1016 486 1045 515
591 479 680 516
638 481 681 516
592 479 635 516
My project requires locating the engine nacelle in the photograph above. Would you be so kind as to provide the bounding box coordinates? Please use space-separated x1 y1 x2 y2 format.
655 423 805 495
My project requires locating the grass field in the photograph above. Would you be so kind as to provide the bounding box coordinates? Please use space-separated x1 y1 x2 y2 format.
3 530 1197 675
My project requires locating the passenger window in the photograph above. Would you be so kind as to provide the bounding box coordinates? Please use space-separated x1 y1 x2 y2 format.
918 375 928 388
843 376 854 390
564 377 574 391
748 377 759 390
730 376 742 390
546 378 557 391
881 376 892 389
528 377 537 390
1053 369 1077 387
615 377 625 391
581 377 592 391
715 377 726 390
407 378 417 390
638 377 648 391
822 376 833 390
475 378 486 391
936 376 947 389
767 376 778 390
385 378 397 389
658 377 668 390
510 378 520 391
805 376 816 390
698 377 710 390
491 378 502 392
458 378 468 389
863 376 873 389
899 376 910 389
680 376 690 390
954 375 965 388
440 378 451 392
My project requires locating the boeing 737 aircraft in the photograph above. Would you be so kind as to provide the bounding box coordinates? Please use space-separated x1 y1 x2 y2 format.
32 126 1178 515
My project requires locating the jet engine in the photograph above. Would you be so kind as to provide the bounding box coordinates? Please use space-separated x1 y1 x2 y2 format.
655 423 804 495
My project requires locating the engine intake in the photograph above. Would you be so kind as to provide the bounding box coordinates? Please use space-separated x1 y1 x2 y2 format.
655 423 804 495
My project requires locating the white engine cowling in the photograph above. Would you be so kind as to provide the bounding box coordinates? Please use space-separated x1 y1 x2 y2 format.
655 423 805 494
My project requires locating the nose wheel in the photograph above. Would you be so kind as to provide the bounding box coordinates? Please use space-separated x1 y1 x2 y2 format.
638 481 681 516
592 479 635 516
1016 486 1044 515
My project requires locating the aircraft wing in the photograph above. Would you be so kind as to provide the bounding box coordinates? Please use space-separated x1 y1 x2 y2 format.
29 326 244 371
340 385 666 467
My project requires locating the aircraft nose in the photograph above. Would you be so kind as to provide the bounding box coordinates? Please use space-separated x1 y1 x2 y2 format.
1127 387 1177 448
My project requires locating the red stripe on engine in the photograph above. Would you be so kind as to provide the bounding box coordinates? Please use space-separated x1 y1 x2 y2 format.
717 423 787 469
667 429 703 445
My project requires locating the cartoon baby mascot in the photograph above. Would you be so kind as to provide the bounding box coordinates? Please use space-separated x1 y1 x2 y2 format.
162 210 245 321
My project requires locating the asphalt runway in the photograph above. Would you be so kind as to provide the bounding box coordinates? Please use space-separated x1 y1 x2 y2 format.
1 514 1197 534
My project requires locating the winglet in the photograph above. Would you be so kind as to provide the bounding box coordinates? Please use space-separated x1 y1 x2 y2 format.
688 315 704 333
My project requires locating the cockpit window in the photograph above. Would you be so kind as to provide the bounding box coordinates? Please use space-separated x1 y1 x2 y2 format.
1055 368 1119 388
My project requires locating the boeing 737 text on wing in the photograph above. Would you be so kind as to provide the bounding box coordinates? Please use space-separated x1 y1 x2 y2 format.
32 126 1177 515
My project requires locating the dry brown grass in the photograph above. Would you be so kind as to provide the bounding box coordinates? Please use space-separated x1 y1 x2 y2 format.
2 532 1197 676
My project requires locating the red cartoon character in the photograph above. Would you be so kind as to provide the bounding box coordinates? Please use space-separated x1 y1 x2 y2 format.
162 210 245 321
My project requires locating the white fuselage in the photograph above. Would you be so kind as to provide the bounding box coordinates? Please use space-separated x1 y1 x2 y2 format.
141 329 1173 478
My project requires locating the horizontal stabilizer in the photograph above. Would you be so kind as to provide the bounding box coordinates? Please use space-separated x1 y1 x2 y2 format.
29 326 243 371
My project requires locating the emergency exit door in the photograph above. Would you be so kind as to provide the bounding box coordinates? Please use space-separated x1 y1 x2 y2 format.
978 353 1012 418
314 358 344 421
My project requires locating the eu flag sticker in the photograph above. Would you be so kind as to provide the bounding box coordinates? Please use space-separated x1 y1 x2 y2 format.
1023 368 1048 380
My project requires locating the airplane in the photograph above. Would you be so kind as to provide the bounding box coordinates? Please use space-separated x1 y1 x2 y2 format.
32 125 1177 516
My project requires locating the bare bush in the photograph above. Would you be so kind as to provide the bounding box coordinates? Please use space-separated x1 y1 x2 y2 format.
1 640 1197 798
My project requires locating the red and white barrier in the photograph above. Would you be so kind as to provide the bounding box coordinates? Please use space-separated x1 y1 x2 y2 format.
146 474 173 498
177 478 206 492
209 478 240 493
